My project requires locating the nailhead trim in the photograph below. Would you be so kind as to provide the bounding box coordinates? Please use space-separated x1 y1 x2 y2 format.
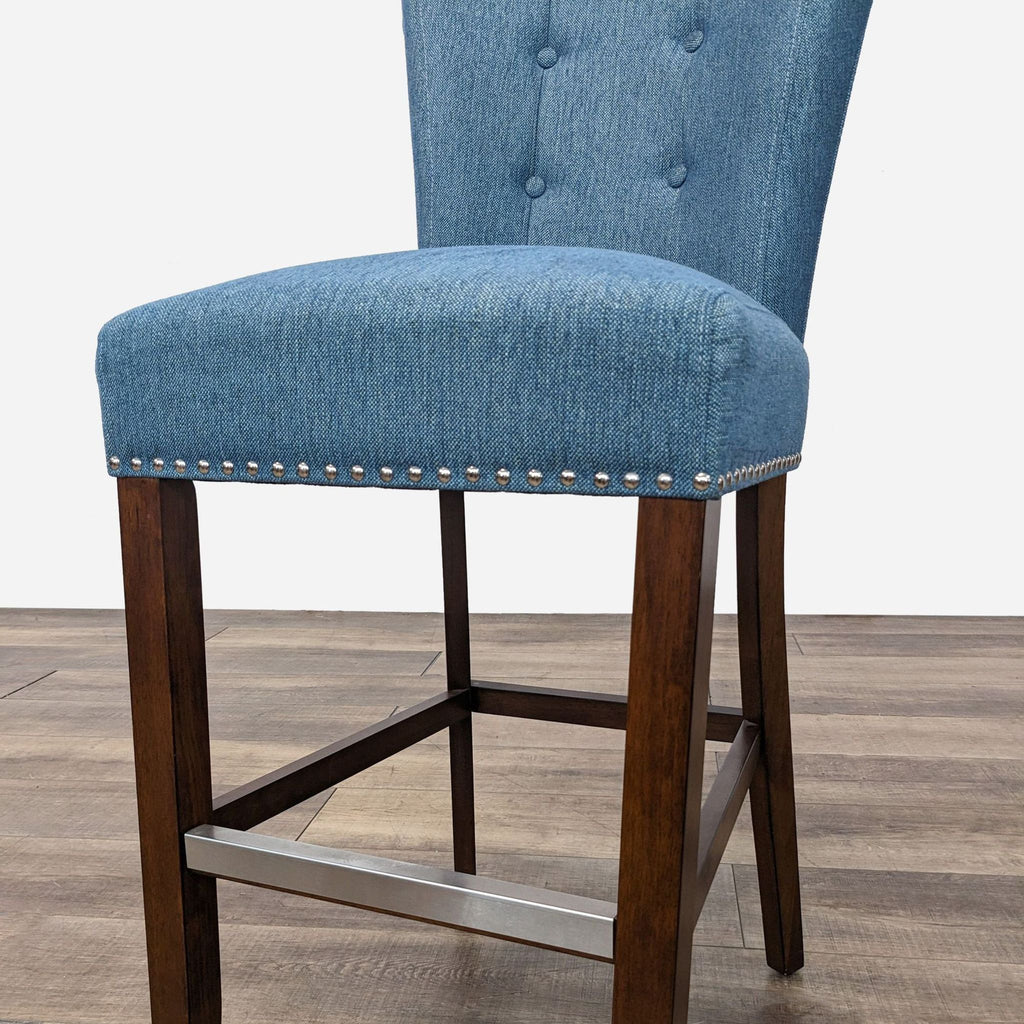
105 452 803 491
717 452 802 492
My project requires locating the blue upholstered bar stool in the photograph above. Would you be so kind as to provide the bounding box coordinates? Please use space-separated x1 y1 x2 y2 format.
97 3 873 1022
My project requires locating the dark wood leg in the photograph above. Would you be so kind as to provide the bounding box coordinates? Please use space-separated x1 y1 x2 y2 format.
439 490 477 873
613 497 721 1024
118 478 221 1024
736 476 804 975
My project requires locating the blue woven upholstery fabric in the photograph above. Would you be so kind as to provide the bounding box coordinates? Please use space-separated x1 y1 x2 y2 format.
404 0 872 339
98 0 872 497
97 246 807 499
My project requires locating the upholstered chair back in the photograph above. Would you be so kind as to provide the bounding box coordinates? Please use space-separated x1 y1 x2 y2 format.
402 0 872 338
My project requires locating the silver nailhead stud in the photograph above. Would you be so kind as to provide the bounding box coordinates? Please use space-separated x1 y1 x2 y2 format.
108 456 121 470
527 469 543 486
496 468 511 486
198 460 210 474
221 460 235 476
437 467 452 483
560 470 576 487
174 459 187 474
380 466 394 482
152 458 165 471
349 465 364 481
594 472 610 489
297 462 309 478
465 466 481 483
693 472 712 491
131 457 142 471
272 462 285 478
325 464 338 480
246 461 259 477
717 475 726 490
408 466 423 482
623 472 640 490
725 471 733 486
656 473 674 491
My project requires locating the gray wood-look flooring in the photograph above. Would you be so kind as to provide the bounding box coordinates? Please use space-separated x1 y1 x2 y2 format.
1 609 1022 1023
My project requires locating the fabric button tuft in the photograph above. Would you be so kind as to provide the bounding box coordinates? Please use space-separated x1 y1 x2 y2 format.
537 47 558 69
683 29 704 53
525 175 547 198
668 165 688 189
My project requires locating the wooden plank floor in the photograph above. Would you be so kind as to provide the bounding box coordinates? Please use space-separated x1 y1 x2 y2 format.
1 609 1022 1023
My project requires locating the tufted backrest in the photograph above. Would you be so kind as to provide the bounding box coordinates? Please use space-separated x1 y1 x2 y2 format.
402 0 871 338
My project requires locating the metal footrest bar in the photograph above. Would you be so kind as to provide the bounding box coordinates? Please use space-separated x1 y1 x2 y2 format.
185 825 616 962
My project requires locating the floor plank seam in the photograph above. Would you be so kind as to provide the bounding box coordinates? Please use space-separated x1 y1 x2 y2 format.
420 650 442 676
730 863 749 949
0 670 57 700
293 788 338 843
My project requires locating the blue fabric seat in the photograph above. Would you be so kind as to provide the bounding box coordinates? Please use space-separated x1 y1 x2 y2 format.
97 244 807 499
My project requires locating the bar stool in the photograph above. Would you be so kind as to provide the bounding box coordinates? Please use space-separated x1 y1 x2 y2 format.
96 2 873 1021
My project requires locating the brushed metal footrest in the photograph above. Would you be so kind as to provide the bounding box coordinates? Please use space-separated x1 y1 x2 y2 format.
185 825 616 961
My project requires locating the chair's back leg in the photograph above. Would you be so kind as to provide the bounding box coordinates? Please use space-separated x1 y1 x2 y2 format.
118 478 221 1024
736 476 804 975
439 490 477 874
613 496 721 1024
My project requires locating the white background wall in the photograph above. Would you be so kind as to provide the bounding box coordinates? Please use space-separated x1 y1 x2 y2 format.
1 2 1020 614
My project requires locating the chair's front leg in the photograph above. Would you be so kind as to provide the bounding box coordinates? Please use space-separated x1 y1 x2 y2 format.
118 478 221 1024
613 496 721 1024
736 475 804 975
